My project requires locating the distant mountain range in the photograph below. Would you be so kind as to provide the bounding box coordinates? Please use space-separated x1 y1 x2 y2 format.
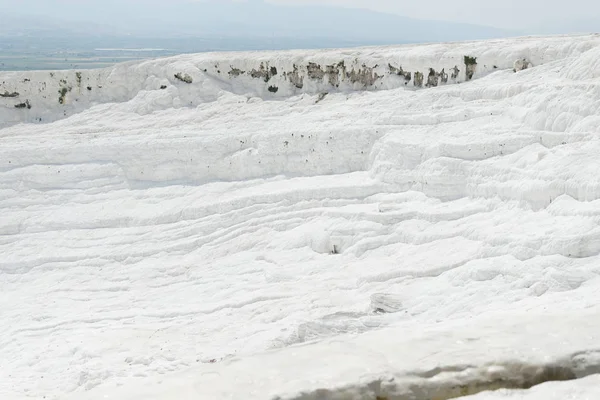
0 0 529 71
0 0 518 44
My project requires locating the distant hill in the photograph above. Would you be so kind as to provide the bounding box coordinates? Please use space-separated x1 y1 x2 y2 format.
0 0 517 44
0 0 522 71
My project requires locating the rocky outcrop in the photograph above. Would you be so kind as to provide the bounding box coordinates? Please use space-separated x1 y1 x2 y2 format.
228 67 245 77
450 66 460 80
388 64 413 85
3 33 573 130
464 56 477 81
174 72 193 83
346 64 380 87
514 58 533 72
427 68 439 87
58 80 71 105
414 71 424 87
249 63 278 82
0 91 19 98
284 65 304 89
14 100 31 109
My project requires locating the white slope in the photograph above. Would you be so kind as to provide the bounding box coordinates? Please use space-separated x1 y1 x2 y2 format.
1 34 599 129
1 34 600 400
70 311 600 400
469 375 600 400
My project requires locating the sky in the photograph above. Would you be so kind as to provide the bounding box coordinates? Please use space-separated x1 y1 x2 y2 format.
0 0 598 34
267 0 600 30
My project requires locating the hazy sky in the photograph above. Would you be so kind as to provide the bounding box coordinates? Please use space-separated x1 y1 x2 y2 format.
268 0 598 29
1 0 598 31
